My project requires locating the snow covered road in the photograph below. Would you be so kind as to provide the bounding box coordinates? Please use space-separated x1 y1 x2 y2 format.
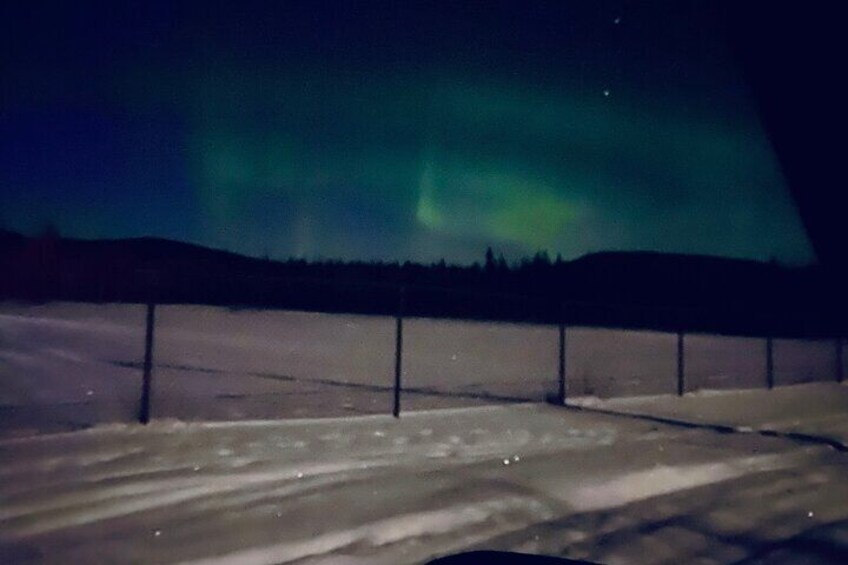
2 401 847 564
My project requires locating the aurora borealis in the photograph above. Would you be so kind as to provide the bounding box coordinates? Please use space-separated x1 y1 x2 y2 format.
1 1 814 265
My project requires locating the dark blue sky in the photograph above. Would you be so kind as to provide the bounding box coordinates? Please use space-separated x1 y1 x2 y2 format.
0 0 813 265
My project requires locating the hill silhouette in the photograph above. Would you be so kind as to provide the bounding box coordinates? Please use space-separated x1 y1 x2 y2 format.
0 230 842 338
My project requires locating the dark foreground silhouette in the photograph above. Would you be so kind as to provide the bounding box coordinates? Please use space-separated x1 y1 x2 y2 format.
1 229 843 338
426 551 599 564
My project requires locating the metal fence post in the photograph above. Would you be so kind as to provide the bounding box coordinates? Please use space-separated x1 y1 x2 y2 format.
677 331 685 396
139 302 156 424
766 337 774 390
558 302 566 405
393 286 405 418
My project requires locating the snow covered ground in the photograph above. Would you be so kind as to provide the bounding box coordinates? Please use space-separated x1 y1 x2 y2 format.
569 382 848 447
1 302 847 563
0 302 560 436
1 392 847 564
0 301 842 439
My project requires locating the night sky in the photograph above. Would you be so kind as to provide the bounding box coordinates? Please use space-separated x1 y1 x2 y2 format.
0 0 814 265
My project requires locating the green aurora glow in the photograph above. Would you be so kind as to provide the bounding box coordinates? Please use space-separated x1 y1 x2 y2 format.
158 64 809 263
0 1 815 265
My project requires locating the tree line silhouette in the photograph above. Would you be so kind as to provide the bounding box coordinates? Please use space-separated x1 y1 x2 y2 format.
0 228 843 339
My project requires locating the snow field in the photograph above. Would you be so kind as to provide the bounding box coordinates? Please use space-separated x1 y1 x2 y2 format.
1 301 847 562
1 302 844 438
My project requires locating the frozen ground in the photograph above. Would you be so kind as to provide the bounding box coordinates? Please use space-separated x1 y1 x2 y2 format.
0 302 559 436
570 382 848 447
1 390 848 564
1 302 847 563
0 302 842 438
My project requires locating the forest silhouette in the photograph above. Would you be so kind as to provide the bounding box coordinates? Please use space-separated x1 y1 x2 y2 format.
0 228 842 339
